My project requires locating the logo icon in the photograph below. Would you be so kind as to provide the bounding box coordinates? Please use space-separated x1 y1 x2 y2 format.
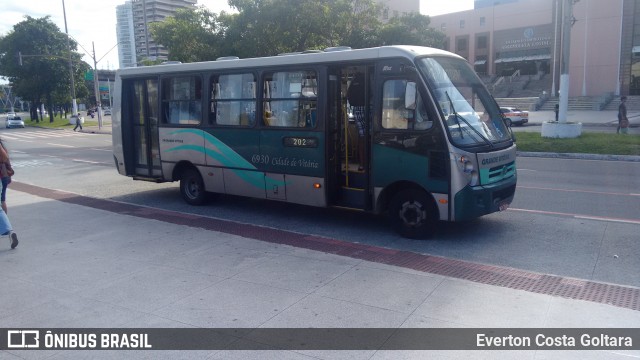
7 330 40 348
524 28 534 39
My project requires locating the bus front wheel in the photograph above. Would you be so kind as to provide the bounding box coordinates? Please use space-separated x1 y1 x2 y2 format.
180 168 207 206
389 189 436 239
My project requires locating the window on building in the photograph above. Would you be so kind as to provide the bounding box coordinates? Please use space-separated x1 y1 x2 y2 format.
263 70 318 128
457 38 468 52
210 73 256 126
477 35 488 49
480 17 486 26
161 76 202 125
460 20 465 29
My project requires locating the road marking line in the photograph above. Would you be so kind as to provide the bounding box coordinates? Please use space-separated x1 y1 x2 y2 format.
518 185 633 197
90 148 112 152
46 143 75 148
73 159 110 165
509 207 640 225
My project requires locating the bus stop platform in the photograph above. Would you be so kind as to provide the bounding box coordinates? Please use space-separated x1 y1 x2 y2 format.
2 183 639 359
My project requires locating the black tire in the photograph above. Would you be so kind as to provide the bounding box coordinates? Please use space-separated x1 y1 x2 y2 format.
180 167 207 206
388 189 436 239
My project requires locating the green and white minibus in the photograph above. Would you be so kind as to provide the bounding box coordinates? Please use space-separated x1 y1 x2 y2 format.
112 46 517 238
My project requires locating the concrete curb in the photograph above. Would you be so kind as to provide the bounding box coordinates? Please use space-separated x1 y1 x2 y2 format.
517 151 640 162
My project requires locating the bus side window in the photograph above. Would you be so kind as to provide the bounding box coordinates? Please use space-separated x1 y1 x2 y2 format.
263 70 317 128
381 79 432 131
161 76 202 125
381 79 409 130
210 73 256 127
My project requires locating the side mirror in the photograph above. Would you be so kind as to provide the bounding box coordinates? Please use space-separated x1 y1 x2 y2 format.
405 82 417 110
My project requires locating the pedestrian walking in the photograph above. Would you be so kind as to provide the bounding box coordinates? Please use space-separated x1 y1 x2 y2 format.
617 96 628 134
73 113 83 131
554 104 559 122
0 207 18 249
0 139 17 249
0 138 14 214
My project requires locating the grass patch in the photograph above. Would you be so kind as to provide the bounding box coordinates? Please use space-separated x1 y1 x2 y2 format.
23 115 639 156
515 132 640 156
25 115 98 129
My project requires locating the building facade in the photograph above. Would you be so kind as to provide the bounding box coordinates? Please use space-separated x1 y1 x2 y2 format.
116 1 137 68
116 0 196 67
431 0 640 97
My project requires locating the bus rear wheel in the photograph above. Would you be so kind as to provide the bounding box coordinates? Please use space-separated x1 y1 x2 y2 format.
389 189 436 239
180 168 207 205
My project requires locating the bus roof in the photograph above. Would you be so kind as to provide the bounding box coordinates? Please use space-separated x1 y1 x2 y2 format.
116 45 461 78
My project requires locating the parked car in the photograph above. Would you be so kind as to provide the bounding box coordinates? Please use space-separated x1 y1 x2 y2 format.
500 107 529 126
6 115 25 128
6 112 16 118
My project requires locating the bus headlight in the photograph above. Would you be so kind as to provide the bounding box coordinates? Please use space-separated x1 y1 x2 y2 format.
456 155 479 186
458 155 475 174
469 170 479 186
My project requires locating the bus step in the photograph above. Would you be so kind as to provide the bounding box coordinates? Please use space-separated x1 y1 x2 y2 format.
133 176 163 183
341 171 367 189
335 186 366 209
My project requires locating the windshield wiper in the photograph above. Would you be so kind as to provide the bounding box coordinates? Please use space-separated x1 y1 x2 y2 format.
445 91 494 148
445 91 464 139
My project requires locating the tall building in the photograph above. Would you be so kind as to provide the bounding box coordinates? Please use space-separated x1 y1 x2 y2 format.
116 1 137 68
431 0 640 97
117 0 196 67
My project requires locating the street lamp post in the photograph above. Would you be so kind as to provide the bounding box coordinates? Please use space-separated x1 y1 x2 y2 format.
62 0 78 116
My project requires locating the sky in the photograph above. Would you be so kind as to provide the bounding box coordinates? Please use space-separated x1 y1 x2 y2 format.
0 0 474 71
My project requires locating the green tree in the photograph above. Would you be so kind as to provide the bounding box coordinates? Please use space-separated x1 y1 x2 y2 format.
378 12 445 48
148 0 446 62
0 16 87 122
149 7 223 62
224 0 383 57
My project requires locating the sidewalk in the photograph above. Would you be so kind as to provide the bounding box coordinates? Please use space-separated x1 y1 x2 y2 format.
79 111 638 135
79 115 112 135
2 183 639 358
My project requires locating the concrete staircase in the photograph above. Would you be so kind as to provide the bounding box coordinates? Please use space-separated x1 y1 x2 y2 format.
538 97 600 111
603 95 640 111
495 97 539 111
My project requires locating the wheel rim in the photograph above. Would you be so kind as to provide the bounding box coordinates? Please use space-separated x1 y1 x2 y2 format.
398 200 427 228
186 178 201 200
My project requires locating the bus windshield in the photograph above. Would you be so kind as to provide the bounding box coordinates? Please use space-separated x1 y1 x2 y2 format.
417 57 511 148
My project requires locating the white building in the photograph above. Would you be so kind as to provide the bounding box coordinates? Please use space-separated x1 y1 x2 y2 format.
116 0 197 66
116 1 137 68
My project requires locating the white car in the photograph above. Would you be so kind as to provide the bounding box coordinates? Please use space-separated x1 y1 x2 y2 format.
6 115 25 128
500 107 529 126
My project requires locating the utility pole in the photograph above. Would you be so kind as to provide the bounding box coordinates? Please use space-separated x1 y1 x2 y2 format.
558 0 574 123
542 0 582 138
92 42 103 130
62 0 78 116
